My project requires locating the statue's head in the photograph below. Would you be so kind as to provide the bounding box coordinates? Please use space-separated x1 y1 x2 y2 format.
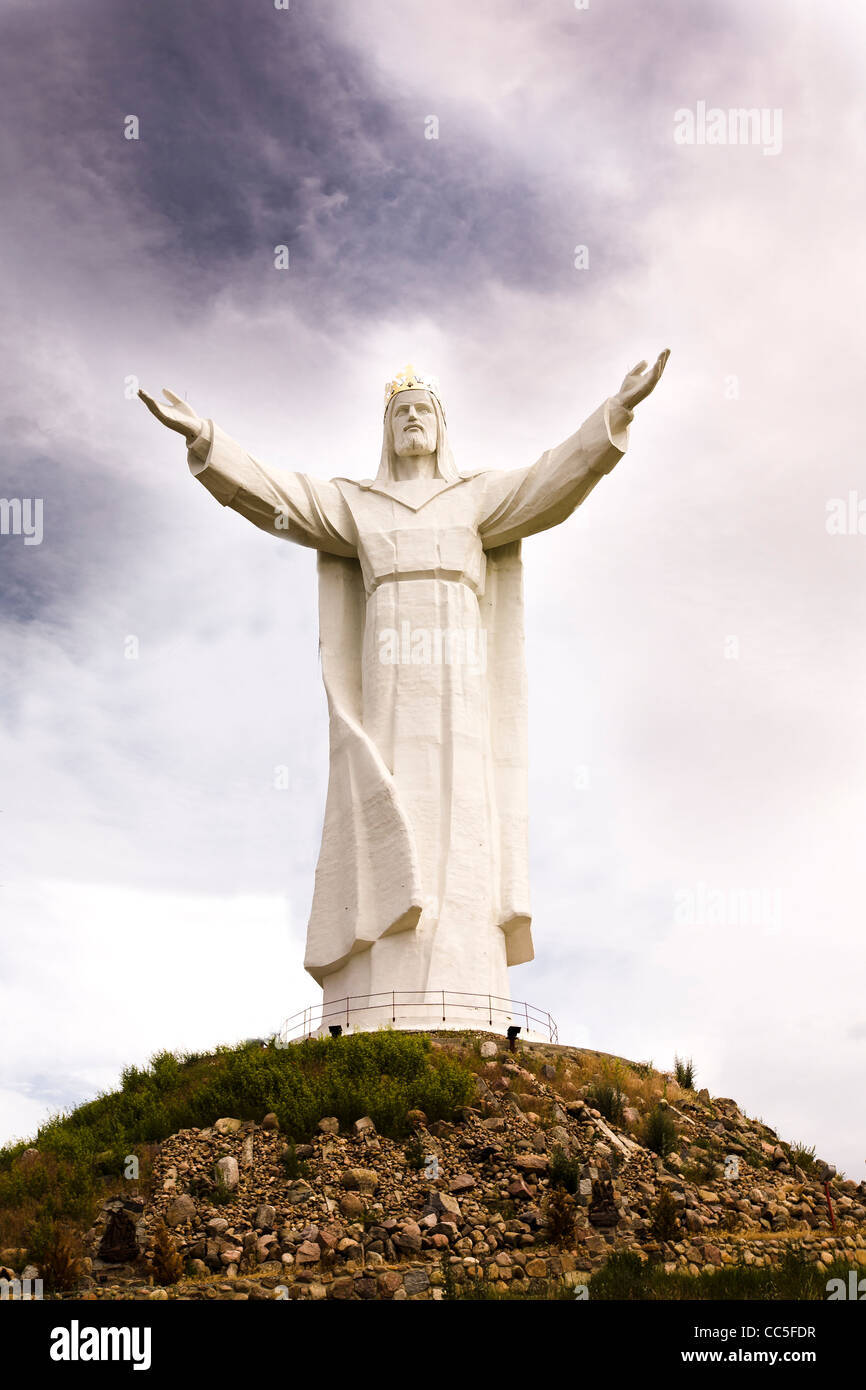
389 388 438 459
378 363 459 483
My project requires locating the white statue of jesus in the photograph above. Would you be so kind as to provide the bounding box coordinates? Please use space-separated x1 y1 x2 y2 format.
140 352 669 1034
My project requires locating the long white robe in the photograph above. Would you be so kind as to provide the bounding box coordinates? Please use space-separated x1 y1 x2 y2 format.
187 398 631 1032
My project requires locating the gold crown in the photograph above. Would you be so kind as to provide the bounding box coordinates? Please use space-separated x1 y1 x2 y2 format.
383 363 443 415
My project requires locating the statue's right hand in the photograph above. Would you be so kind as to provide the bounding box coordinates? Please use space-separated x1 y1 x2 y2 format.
138 387 203 443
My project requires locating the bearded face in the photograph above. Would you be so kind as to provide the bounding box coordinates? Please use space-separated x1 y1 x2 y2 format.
390 389 438 458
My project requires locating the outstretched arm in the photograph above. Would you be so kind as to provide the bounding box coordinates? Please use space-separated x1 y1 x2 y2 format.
478 350 669 549
138 388 356 557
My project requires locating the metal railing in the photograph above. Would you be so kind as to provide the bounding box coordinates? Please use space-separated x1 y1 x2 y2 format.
275 991 558 1046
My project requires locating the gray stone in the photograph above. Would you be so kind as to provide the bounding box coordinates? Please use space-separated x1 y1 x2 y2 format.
215 1156 239 1190
393 1231 422 1253
254 1203 277 1231
165 1194 197 1227
424 1190 461 1219
403 1268 430 1295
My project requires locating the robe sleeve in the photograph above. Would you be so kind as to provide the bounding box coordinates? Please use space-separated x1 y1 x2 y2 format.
477 398 633 549
186 420 357 557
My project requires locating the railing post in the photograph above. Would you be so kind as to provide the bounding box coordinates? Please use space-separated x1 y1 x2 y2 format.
488 994 492 1026
442 989 446 1022
392 990 395 1023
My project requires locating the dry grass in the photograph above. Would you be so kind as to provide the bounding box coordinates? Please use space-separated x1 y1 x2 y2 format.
29 1219 84 1292
149 1221 183 1285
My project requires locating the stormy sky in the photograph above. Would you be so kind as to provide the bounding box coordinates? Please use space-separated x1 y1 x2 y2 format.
1 0 865 1176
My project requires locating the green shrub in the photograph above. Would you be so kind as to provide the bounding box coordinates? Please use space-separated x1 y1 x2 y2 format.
650 1187 680 1240
549 1147 581 1194
790 1141 817 1175
403 1134 425 1171
643 1105 678 1158
210 1174 235 1206
589 1081 625 1124
279 1143 309 1180
546 1186 576 1247
674 1056 695 1089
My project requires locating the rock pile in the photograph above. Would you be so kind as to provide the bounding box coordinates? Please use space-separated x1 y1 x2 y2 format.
42 1036 866 1300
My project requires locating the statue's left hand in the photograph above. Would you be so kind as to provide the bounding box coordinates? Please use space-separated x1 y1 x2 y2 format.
615 349 670 411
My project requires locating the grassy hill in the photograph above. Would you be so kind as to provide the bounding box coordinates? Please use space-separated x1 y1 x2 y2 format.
1 1031 861 1300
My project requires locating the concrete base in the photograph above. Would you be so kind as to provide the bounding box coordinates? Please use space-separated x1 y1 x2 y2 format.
300 994 552 1043
314 1014 542 1037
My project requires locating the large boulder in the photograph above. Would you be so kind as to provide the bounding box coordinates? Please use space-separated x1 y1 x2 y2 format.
214 1156 239 1191
214 1118 242 1135
165 1194 197 1228
339 1168 379 1194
